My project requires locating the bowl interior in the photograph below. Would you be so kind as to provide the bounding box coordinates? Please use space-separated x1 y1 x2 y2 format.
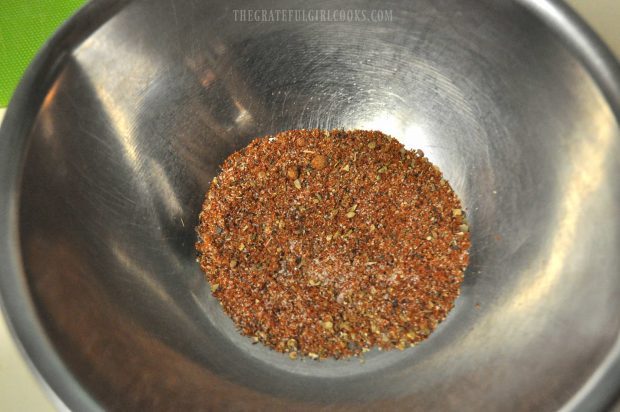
12 0 620 410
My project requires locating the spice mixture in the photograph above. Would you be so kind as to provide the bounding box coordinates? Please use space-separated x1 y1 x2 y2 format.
196 129 470 360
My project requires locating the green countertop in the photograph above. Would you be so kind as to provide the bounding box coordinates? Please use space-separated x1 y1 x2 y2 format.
0 0 86 107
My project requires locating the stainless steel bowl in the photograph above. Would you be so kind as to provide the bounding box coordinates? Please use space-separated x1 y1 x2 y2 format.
2 0 620 410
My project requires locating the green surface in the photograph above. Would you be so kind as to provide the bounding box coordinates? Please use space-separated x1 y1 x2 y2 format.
0 0 86 107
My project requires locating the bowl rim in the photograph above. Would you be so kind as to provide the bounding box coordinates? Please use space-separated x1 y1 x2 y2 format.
1 1 619 411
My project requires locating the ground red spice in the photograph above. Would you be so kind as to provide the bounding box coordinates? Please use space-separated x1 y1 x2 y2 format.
196 129 470 360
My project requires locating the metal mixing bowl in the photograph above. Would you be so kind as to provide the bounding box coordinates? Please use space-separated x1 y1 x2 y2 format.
2 0 620 410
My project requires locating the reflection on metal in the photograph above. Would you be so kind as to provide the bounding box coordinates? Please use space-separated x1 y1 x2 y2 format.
516 106 614 309
355 113 430 152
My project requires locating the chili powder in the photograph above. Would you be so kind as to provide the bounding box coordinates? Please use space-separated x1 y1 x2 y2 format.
196 129 470 359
